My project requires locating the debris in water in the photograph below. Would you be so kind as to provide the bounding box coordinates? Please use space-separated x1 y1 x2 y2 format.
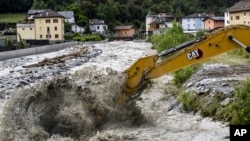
0 67 147 141
23 48 88 68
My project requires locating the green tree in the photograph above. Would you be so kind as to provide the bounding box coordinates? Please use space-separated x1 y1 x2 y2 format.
67 3 88 26
84 24 91 34
116 5 131 23
151 21 191 53
32 0 48 9
64 22 72 33
18 33 25 49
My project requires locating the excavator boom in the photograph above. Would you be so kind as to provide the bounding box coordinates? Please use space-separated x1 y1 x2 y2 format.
118 25 250 104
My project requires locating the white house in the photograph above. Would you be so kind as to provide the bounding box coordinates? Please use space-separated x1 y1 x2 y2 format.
182 13 208 31
71 24 84 33
224 11 230 26
57 11 75 24
145 11 175 36
89 19 108 34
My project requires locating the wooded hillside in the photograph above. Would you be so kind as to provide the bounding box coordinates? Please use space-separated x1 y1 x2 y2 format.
0 0 239 28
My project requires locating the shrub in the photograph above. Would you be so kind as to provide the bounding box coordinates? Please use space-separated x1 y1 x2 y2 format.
64 34 74 40
7 38 13 47
228 48 250 59
177 92 196 111
230 79 250 124
150 21 192 53
72 34 103 42
18 33 25 49
177 91 232 120
173 65 199 86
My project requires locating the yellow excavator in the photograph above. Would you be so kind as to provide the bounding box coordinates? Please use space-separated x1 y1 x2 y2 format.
118 24 250 104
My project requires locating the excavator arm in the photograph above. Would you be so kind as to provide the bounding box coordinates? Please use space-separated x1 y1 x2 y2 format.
117 25 250 104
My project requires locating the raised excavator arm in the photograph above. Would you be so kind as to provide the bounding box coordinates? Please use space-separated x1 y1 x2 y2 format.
117 25 250 104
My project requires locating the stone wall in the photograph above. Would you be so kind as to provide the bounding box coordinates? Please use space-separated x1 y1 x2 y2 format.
0 42 78 61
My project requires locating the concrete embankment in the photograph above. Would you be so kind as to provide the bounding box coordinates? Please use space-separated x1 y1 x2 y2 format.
0 42 78 61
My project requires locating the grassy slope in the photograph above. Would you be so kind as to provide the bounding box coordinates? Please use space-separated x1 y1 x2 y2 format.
176 51 250 123
0 13 26 23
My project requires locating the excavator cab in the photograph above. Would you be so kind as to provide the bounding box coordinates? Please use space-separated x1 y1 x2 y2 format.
117 25 250 104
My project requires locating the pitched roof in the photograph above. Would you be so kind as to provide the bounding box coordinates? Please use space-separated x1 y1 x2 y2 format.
34 9 64 18
28 9 46 15
89 19 106 25
57 11 74 19
227 0 250 12
149 13 174 24
183 13 208 19
113 25 134 30
204 16 224 21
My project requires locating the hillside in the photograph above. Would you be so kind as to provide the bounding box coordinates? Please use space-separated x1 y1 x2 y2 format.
0 13 26 23
0 0 240 28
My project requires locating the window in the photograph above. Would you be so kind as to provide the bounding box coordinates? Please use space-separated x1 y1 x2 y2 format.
22 28 25 30
236 16 240 20
30 28 32 30
46 19 50 23
55 26 57 31
53 19 58 23
97 26 100 30
47 27 50 32
46 34 51 38
244 12 246 16
55 34 59 38
231 16 233 20
40 35 42 39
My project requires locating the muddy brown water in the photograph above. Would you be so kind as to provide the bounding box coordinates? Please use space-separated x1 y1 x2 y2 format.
0 41 233 141
0 68 147 141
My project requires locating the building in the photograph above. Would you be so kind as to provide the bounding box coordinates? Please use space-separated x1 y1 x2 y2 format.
224 11 230 26
34 9 64 41
57 11 75 24
226 0 250 26
27 9 46 21
113 25 135 37
146 11 175 36
16 24 35 41
17 9 65 44
89 19 108 34
182 13 208 31
71 24 84 33
28 9 75 24
204 16 224 30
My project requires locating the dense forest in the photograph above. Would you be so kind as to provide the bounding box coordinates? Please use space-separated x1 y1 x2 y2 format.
0 0 240 29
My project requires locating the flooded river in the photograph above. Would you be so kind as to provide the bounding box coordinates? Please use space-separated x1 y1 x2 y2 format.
0 41 229 141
